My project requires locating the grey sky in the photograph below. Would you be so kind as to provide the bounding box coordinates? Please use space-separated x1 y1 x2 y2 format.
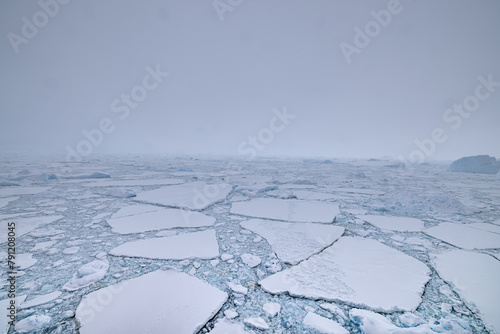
1 0 499 162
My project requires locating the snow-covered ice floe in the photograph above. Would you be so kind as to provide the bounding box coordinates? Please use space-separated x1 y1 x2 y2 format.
0 186 49 196
84 178 183 187
432 249 500 333
109 229 219 260
0 215 63 240
260 237 431 312
303 312 349 334
240 219 344 265
76 269 228 334
231 198 340 223
134 181 232 210
356 214 425 232
63 259 109 291
425 222 500 249
106 204 215 234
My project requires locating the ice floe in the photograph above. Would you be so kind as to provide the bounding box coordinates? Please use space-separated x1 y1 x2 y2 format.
0 215 63 240
432 249 500 333
19 291 62 309
240 219 344 265
0 186 49 196
76 269 227 334
106 204 215 234
0 196 18 209
210 318 254 333
303 312 348 334
84 178 183 187
135 181 232 210
425 222 500 249
109 229 219 260
63 259 109 291
231 198 340 223
356 214 425 232
260 237 430 312
15 314 52 333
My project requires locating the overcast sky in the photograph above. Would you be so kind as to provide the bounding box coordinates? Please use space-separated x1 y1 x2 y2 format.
1 0 499 162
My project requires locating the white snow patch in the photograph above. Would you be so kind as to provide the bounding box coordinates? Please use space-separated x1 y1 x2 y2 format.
231 198 340 223
260 237 430 312
76 269 227 334
425 222 500 249
432 249 500 333
135 181 232 210
110 229 219 260
63 259 109 291
303 312 349 334
241 219 344 265
356 215 425 232
106 204 215 234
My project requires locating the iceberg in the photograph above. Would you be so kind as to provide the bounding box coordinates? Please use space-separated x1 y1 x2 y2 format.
447 155 500 174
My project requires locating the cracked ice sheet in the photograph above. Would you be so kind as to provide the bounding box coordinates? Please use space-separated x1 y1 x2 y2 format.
83 178 183 187
260 237 430 312
432 249 500 333
109 229 219 260
0 196 18 209
106 204 215 234
425 222 500 249
135 181 232 210
240 219 344 265
356 215 425 232
76 269 228 334
0 215 63 240
231 198 340 223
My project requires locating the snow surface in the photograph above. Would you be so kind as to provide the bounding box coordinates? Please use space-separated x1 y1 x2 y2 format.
0 196 18 209
240 219 344 264
106 204 215 234
135 181 232 210
260 237 431 312
425 222 500 249
0 215 63 240
76 269 228 334
84 178 183 187
231 198 340 223
63 259 109 291
210 318 254 333
356 214 425 232
303 312 349 334
109 229 219 260
432 249 500 333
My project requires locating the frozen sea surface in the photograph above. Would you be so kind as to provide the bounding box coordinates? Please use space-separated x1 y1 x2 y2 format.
0 155 498 333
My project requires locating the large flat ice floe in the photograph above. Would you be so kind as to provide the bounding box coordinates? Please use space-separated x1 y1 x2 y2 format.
432 249 500 333
231 198 340 223
425 222 500 249
84 178 183 187
76 269 228 334
106 204 215 234
240 219 344 265
135 181 232 210
109 229 219 260
0 215 63 240
356 214 425 232
0 186 49 196
260 237 430 312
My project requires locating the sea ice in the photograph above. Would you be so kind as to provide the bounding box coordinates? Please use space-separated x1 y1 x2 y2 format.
63 259 109 291
244 317 269 330
231 198 340 223
240 219 344 265
84 178 183 187
135 181 232 210
0 186 49 196
15 314 52 333
263 302 281 317
240 253 261 268
109 229 219 260
106 204 215 234
210 318 254 334
447 155 500 174
432 249 500 333
356 215 425 232
260 237 430 312
0 196 18 209
19 291 62 309
303 312 349 334
425 222 500 249
76 269 228 334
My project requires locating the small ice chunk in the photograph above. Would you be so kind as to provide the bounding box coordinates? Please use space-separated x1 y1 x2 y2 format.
63 247 79 255
244 317 269 330
241 253 261 268
16 254 37 269
211 318 252 333
263 302 281 317
221 253 233 261
224 309 239 319
210 259 220 267
303 312 349 334
320 303 347 320
63 259 109 291
228 282 248 295
31 240 57 251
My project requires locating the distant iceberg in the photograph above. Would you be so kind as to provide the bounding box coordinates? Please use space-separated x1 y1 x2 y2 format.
447 155 499 174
